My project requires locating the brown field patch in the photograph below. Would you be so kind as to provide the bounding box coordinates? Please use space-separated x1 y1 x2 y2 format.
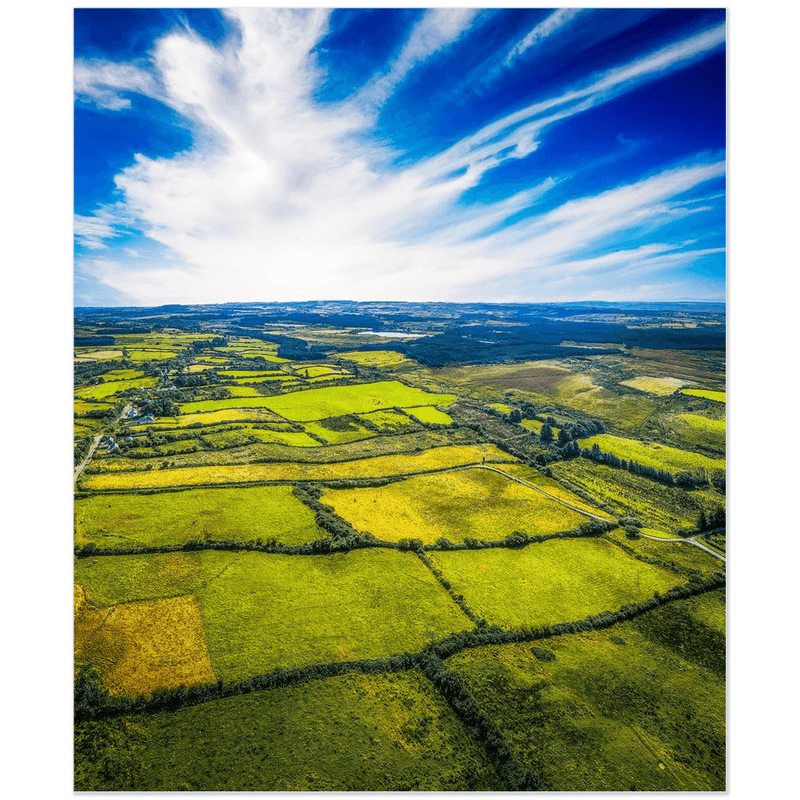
75 591 215 697
475 366 569 392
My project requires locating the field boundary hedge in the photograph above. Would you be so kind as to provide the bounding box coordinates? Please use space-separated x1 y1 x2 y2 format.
75 576 724 722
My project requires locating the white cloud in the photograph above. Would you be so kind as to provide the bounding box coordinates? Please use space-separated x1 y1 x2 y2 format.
74 212 119 250
504 9 584 68
357 9 483 108
74 59 160 110
77 12 725 305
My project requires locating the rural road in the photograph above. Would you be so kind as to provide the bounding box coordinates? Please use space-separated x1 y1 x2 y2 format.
454 464 727 563
74 403 133 485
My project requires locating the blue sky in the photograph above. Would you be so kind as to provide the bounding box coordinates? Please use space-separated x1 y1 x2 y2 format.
74 7 726 306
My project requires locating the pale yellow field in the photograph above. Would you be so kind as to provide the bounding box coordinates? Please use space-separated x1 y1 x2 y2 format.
620 376 688 395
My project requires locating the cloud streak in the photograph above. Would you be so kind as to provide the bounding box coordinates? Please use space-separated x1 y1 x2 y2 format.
74 12 725 305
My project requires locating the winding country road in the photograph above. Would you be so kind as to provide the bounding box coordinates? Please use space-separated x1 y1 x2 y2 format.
452 464 727 563
73 403 133 485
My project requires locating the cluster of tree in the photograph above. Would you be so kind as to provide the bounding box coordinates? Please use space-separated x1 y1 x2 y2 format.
189 337 227 351
74 360 120 386
74 436 93 467
292 484 381 547
697 507 725 531
75 336 115 347
580 443 705 486
172 371 221 388
423 521 613 555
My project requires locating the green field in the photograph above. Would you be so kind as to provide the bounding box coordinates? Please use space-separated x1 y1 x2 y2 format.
428 539 683 629
75 377 159 400
177 381 456 421
495 463 615 520
323 468 591 544
80 443 513 490
165 408 287 426
404 406 453 425
448 590 725 791
581 434 725 475
198 550 474 681
75 670 501 791
74 399 114 416
75 485 322 549
337 350 415 368
303 417 376 444
358 409 420 432
551 458 722 533
681 389 726 403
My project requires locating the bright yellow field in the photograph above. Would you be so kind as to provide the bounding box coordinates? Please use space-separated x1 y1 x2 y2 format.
681 389 726 403
75 589 215 697
323 468 591 544
81 443 515 490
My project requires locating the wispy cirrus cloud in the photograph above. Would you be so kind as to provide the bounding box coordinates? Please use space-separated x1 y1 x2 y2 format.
357 8 484 108
74 59 160 110
74 11 725 305
504 8 585 68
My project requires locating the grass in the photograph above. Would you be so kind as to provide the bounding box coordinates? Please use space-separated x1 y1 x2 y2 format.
581 434 726 475
681 389 726 403
447 589 725 791
81 443 513 490
74 670 501 791
427 539 683 629
358 409 420 432
85 429 479 473
127 350 180 361
294 365 350 378
197 550 473 681
217 370 287 378
101 369 145 381
495 463 615 520
178 381 456 421
75 377 158 400
337 350 415 367
404 406 453 425
619 376 687 395
323 468 591 545
75 349 124 361
164 408 287 426
488 402 513 415
75 592 215 697
302 417 375 444
671 414 726 452
74 551 233 608
75 485 322 549
74 399 114 416
551 458 721 533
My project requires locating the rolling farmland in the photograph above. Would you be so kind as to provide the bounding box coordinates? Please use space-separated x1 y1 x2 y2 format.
74 301 725 791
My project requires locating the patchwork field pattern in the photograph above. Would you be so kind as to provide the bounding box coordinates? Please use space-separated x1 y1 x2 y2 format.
74 312 725 792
